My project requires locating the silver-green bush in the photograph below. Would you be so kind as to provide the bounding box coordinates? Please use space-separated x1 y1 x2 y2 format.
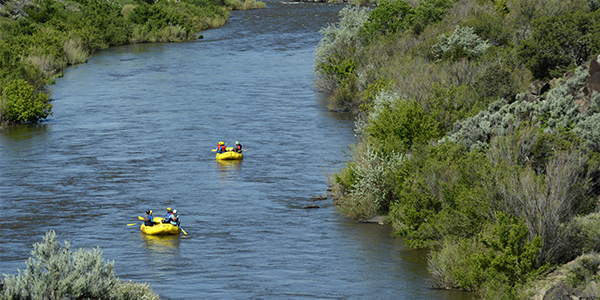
1 231 160 300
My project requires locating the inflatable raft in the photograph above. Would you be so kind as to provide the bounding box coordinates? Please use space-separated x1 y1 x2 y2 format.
141 217 181 235
216 151 243 161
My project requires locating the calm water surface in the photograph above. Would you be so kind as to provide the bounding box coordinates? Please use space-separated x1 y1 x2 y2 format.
0 2 472 299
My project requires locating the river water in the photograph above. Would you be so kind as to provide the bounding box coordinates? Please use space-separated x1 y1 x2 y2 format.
0 2 472 299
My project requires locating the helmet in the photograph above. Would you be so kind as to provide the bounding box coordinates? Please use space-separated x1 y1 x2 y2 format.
219 141 224 145
149 210 153 215
146 210 150 215
235 141 239 144
173 209 177 214
167 207 172 212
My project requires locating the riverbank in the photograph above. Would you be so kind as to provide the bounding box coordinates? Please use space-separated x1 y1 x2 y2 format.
316 1 600 298
0 0 264 128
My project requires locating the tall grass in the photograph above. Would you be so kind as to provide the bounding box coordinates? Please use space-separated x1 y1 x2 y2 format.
224 0 266 10
64 38 88 65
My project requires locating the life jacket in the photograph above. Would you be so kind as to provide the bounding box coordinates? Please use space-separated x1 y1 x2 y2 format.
219 144 227 152
170 215 179 226
144 215 154 226
235 144 242 151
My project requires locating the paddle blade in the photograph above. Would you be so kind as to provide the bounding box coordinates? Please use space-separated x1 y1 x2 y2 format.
243 149 251 152
138 216 144 220
127 223 138 226
211 149 216 152
180 227 188 235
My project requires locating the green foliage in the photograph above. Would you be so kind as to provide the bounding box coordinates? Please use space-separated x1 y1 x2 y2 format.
460 11 512 47
477 212 545 289
390 142 495 248
473 64 517 102
366 97 441 155
318 57 357 89
358 77 392 112
567 213 600 256
431 25 491 62
426 83 485 133
359 0 415 41
411 0 453 34
2 79 52 123
0 0 231 125
518 9 600 80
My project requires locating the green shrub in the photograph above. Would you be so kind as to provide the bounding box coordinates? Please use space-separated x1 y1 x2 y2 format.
0 231 160 300
414 0 454 26
567 213 600 255
2 79 52 123
473 64 517 102
517 9 600 80
359 0 415 41
365 96 441 155
461 11 512 47
390 142 495 248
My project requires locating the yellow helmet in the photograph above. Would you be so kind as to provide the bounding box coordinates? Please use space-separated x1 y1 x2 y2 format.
167 207 172 212
235 141 239 144
149 210 153 215
219 141 224 145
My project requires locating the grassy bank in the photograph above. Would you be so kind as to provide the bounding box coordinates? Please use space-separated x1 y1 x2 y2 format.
318 0 600 298
0 0 264 128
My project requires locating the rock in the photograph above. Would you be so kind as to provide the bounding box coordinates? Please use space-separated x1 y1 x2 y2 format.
311 195 327 201
530 80 550 95
360 215 384 224
522 92 538 103
583 281 600 298
543 282 581 300
304 205 320 209
586 54 600 95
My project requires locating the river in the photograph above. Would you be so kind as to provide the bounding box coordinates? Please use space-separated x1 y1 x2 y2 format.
0 1 472 299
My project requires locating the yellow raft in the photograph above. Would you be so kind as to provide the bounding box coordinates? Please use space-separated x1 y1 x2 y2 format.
216 150 243 161
141 217 181 235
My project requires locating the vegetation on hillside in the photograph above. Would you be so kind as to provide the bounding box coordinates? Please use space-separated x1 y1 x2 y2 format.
0 0 264 127
0 231 161 300
317 0 600 298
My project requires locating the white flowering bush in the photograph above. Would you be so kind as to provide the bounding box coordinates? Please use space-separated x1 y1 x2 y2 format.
335 145 404 220
431 25 491 62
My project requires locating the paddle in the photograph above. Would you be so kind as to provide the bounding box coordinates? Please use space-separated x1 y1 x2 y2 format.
212 149 249 152
138 216 144 220
179 226 188 235
127 223 138 226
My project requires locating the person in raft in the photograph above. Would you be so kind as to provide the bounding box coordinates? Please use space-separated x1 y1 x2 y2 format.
233 141 242 153
162 207 173 223
216 141 227 153
170 210 180 226
144 210 155 226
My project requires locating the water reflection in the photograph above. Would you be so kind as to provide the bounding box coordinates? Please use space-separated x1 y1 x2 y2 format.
0 123 50 145
140 233 181 252
216 160 242 183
